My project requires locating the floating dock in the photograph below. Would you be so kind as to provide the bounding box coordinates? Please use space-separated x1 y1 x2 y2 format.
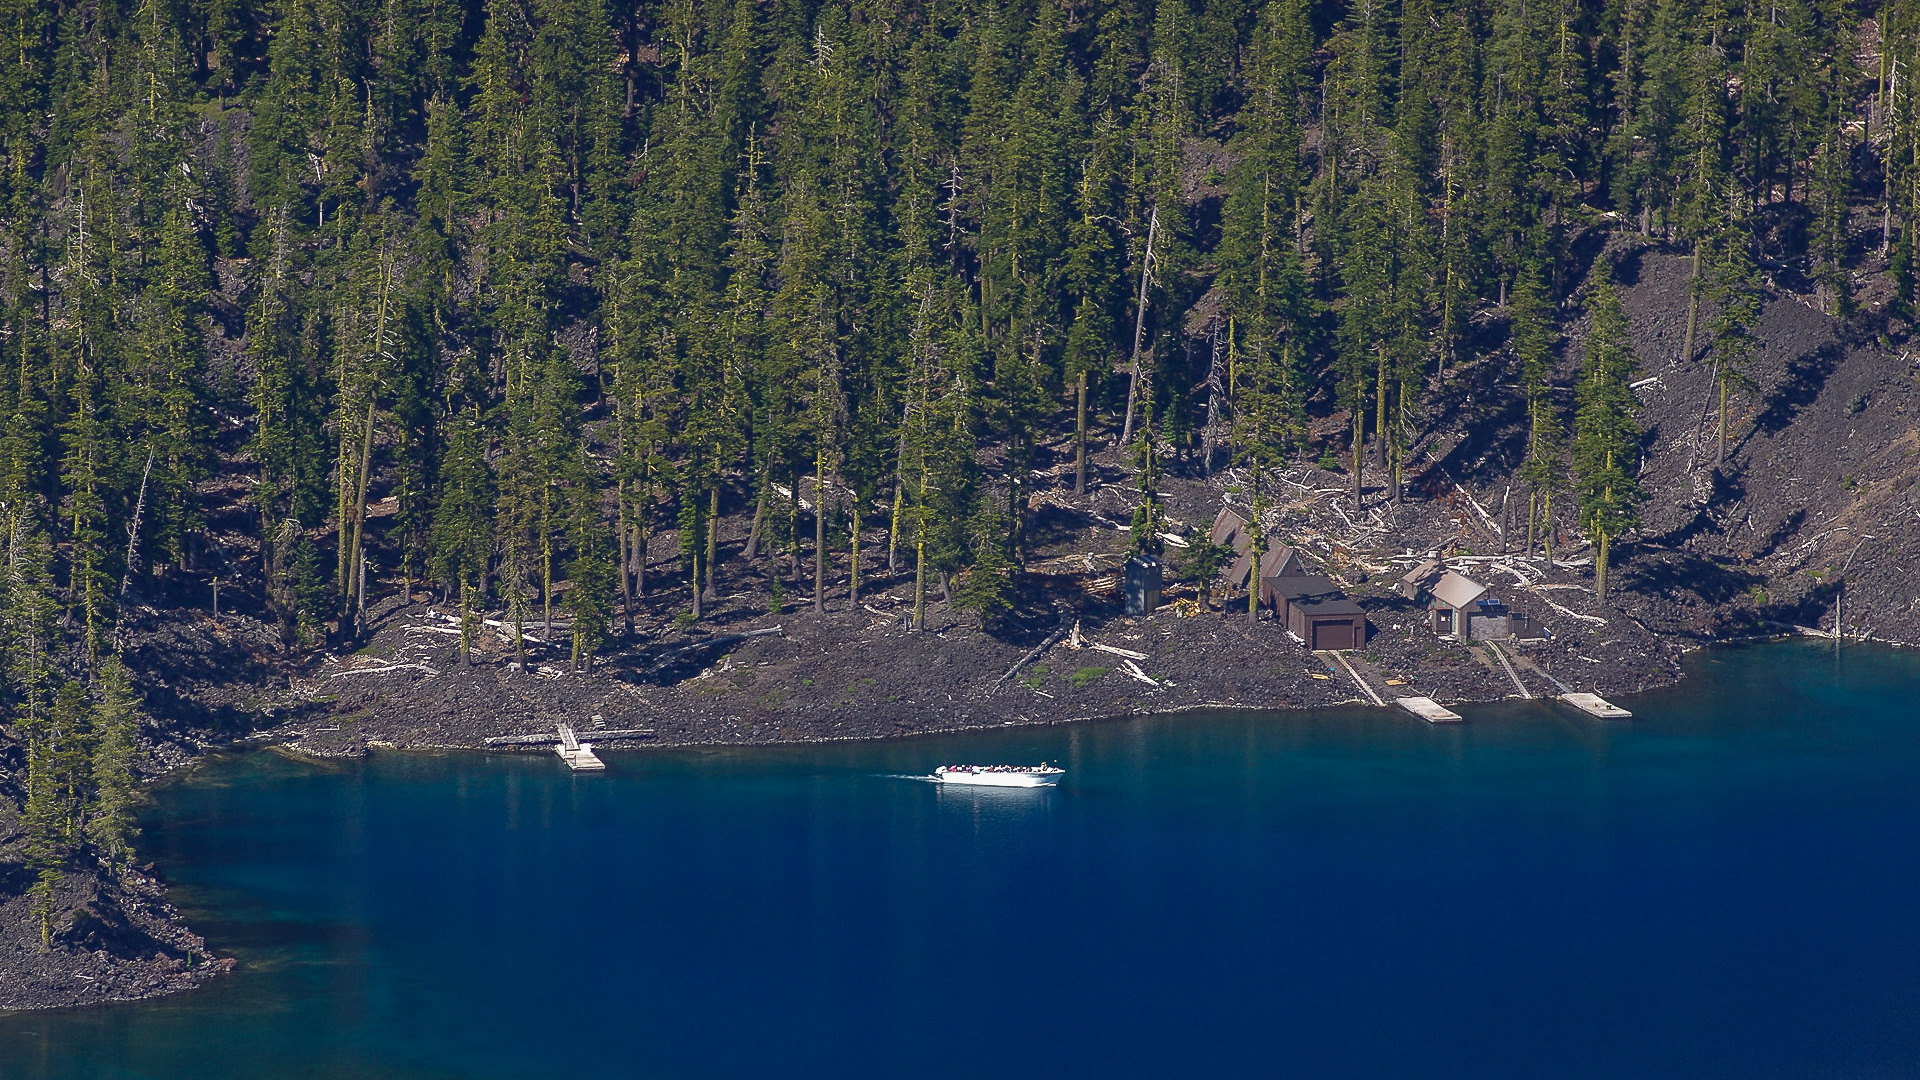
1396 696 1463 724
1558 693 1632 720
554 724 606 771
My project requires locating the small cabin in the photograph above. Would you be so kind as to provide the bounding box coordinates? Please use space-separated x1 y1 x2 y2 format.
1210 507 1249 551
1397 558 1445 600
1229 544 1303 604
1428 571 1503 641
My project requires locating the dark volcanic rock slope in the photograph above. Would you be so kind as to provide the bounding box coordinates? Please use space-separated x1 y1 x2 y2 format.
1610 246 1920 644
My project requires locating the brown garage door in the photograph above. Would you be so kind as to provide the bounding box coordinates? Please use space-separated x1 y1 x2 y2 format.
1311 619 1357 651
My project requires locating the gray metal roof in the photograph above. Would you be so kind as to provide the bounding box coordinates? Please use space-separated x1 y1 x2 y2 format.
1430 570 1489 609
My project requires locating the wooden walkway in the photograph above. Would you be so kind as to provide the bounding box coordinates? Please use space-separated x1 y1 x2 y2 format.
1482 641 1534 699
554 724 605 771
1315 650 1386 707
483 727 654 747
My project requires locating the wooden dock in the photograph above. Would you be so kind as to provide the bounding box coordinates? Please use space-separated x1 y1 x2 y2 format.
1396 696 1463 724
554 724 606 771
483 727 653 747
1558 693 1632 720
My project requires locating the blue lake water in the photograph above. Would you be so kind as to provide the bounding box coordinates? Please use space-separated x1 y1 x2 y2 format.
5 639 1920 1078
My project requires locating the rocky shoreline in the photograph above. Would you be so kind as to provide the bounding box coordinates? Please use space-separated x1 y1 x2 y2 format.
0 859 233 1012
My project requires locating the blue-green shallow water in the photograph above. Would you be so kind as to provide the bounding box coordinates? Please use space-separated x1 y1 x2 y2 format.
5 640 1920 1079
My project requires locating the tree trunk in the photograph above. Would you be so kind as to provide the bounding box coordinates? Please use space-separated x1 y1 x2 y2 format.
787 474 801 580
635 514 648 599
345 398 377 640
541 507 554 638
512 593 527 672
1681 239 1702 363
1596 531 1610 603
459 582 476 667
1201 327 1223 476
1074 371 1088 496
1373 346 1389 469
813 450 827 614
912 536 927 631
616 482 633 636
1120 204 1158 446
1541 489 1554 564
1351 409 1364 510
703 485 719 602
886 479 903 572
849 499 862 606
744 479 768 561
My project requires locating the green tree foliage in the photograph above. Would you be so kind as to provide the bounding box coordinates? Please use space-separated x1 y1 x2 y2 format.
1572 261 1646 602
0 0 1892 748
1176 534 1234 610
1704 222 1765 465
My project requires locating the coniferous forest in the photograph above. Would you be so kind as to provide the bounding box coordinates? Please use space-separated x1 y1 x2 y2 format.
0 0 1912 799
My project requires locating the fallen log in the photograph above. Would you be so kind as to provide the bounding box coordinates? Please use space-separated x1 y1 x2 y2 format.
989 617 1071 694
642 626 784 673
327 662 441 678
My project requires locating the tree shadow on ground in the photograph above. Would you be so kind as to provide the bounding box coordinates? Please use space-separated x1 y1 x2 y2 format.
1749 508 1807 559
1644 469 1745 549
1751 342 1844 436
1613 549 1761 607
1027 503 1104 550
1758 579 1841 630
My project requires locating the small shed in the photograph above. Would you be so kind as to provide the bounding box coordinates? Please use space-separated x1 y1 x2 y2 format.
1124 554 1162 616
1428 571 1491 640
1397 558 1445 600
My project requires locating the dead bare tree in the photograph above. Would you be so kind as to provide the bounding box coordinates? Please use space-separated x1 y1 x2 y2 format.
1120 204 1158 447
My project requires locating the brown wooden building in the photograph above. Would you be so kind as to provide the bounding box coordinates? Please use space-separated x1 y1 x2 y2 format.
1262 574 1369 650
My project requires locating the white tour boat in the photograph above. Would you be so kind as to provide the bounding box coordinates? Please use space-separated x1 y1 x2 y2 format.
931 764 1065 788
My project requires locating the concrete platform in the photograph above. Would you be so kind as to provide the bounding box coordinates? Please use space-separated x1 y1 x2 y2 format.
1396 696 1463 724
1559 693 1632 720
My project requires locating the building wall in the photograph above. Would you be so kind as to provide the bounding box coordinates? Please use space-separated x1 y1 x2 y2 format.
1308 617 1363 650
1467 613 1511 641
